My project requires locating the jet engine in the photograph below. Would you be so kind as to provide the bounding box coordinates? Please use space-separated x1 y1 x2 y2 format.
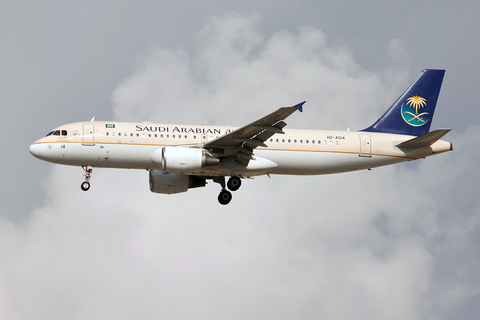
149 170 206 194
150 146 219 172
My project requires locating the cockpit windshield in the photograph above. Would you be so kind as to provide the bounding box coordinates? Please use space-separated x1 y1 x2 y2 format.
46 130 67 137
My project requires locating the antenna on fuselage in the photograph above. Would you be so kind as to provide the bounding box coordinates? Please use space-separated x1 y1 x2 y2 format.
90 117 95 121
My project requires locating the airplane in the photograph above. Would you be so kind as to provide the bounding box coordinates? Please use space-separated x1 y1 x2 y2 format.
29 69 453 205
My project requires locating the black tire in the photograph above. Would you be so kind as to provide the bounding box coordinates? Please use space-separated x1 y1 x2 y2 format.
227 176 241 191
218 190 232 205
81 181 90 191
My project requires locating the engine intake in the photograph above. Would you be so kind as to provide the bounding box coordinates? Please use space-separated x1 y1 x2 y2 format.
149 170 206 194
151 146 219 172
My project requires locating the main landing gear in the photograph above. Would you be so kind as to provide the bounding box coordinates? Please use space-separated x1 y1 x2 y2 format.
81 165 93 191
214 176 242 205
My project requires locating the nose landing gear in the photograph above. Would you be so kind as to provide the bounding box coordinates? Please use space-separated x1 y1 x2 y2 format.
81 165 93 191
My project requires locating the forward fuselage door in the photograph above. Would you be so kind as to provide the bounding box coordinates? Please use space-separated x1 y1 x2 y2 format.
82 123 95 146
359 134 371 157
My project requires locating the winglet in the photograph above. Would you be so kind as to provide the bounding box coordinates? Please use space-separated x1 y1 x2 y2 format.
293 101 305 112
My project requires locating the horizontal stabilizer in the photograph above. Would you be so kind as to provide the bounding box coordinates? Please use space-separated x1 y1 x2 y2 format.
396 129 451 148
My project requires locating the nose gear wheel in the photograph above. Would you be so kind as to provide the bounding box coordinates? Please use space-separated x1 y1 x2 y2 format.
81 165 93 191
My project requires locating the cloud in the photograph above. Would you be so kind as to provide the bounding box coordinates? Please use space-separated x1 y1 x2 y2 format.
111 12 408 130
1 13 479 320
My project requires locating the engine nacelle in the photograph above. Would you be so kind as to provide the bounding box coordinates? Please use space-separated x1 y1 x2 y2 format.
149 170 206 194
151 146 219 173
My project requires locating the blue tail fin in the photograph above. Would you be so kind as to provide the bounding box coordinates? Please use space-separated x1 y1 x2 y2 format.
363 69 445 136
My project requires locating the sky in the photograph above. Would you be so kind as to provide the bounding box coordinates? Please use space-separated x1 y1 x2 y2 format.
1 1 480 319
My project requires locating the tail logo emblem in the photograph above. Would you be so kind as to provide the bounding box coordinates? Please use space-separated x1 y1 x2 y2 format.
401 95 430 127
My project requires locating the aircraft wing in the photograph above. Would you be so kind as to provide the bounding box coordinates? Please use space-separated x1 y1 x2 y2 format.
203 101 305 165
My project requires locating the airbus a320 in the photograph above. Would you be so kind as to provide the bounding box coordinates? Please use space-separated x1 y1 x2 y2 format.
30 69 453 205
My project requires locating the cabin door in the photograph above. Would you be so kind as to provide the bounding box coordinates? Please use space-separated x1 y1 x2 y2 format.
82 123 95 146
359 134 371 157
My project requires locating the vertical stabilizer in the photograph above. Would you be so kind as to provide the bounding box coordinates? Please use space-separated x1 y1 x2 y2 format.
363 69 445 136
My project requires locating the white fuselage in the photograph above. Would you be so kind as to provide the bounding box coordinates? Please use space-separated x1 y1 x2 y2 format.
29 121 452 177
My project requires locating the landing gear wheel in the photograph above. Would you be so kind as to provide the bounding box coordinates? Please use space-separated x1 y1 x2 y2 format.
218 190 232 205
81 181 90 191
227 176 242 191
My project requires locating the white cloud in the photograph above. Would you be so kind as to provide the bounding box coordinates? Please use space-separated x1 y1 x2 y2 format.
111 12 404 130
1 13 479 320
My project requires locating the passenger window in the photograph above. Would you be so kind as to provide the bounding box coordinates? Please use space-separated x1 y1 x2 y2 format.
282 139 285 143
294 139 297 143
324 140 327 145
288 139 291 143
276 139 279 142
194 135 196 139
148 134 151 138
161 134 164 138
270 139 273 142
106 132 109 136
142 134 145 138
179 135 181 139
124 133 127 136
173 135 175 138
312 140 315 144
336 141 339 145
136 133 139 137
154 134 157 138
185 135 187 139
112 133 115 136
167 135 169 138
130 133 133 137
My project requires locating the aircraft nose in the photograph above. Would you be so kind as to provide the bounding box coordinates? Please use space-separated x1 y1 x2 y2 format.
29 143 42 158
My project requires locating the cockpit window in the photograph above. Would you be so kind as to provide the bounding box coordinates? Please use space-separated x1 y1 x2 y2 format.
53 130 60 136
46 131 54 137
62 130 67 136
